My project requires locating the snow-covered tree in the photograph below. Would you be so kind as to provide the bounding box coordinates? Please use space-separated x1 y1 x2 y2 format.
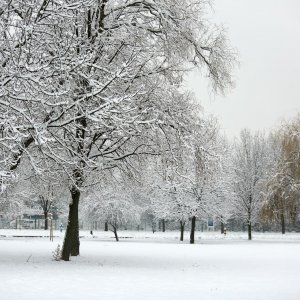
0 0 236 260
231 129 269 240
281 116 300 194
29 174 65 230
261 119 300 233
151 186 191 240
82 180 141 241
149 112 226 243
189 127 225 242
0 184 25 225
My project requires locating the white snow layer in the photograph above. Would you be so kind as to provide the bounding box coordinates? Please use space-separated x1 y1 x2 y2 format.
0 230 300 300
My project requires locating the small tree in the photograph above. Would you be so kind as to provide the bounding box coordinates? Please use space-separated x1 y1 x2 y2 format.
29 176 60 230
82 182 141 241
231 130 269 240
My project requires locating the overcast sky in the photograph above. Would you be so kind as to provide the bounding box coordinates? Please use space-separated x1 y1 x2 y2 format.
186 0 300 138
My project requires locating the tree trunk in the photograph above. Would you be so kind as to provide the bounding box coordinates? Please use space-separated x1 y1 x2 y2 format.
221 222 224 234
190 216 196 244
248 198 252 240
44 212 48 230
180 221 185 241
61 187 80 261
247 222 252 240
281 212 286 234
162 219 166 232
152 222 156 233
220 216 224 234
104 221 108 231
113 228 119 242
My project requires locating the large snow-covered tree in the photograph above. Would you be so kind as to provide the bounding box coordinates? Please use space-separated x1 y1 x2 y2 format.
0 0 236 260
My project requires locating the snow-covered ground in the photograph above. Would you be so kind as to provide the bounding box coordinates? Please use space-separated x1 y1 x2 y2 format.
1 230 300 300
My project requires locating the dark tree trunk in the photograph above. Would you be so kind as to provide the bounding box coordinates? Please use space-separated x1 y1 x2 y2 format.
61 108 86 261
61 187 80 261
221 222 224 234
281 212 286 234
248 197 252 240
113 228 119 242
190 216 196 244
44 212 48 230
152 222 156 233
162 219 166 232
247 222 252 240
220 216 224 234
180 221 185 241
104 221 108 231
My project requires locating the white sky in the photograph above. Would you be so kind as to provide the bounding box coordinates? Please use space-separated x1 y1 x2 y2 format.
186 0 300 138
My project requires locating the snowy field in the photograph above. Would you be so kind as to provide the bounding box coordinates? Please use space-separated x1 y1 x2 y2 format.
1 230 300 300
